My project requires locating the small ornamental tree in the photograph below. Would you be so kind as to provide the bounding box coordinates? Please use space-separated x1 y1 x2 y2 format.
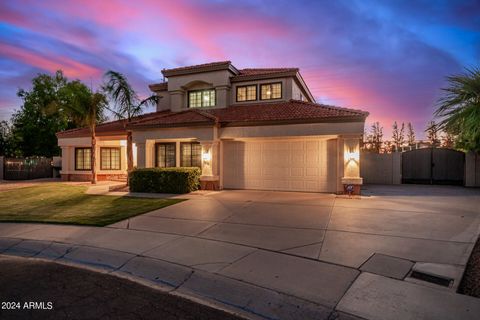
392 121 405 151
426 121 440 147
407 122 415 146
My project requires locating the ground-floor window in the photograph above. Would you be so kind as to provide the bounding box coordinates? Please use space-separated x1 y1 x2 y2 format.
180 142 202 167
155 143 176 167
75 147 91 170
100 147 121 170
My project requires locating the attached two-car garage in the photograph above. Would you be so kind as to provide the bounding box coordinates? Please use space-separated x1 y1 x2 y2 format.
222 139 338 192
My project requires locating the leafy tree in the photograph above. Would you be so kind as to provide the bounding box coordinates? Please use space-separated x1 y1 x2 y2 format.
434 68 480 151
103 71 158 182
10 70 97 157
406 122 415 146
61 81 107 184
391 121 405 151
441 131 455 148
426 121 440 147
0 121 16 156
367 122 383 153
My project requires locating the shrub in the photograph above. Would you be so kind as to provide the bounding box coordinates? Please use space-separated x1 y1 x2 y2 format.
129 167 201 194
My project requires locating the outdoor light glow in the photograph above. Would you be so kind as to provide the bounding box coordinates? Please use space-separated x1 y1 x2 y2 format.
202 151 211 162
345 150 359 162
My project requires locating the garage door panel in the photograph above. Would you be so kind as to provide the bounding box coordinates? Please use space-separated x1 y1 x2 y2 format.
223 139 336 192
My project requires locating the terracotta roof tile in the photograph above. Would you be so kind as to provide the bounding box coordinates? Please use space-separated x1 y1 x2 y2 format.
162 61 234 77
56 111 170 138
58 101 368 137
149 82 168 91
205 100 368 124
237 68 299 76
128 100 367 129
128 109 216 128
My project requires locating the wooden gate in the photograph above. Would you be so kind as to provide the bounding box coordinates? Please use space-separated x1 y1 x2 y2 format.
402 148 465 185
3 157 53 180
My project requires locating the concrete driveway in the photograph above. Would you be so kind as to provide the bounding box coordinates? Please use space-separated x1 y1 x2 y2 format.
112 185 480 269
1 184 480 319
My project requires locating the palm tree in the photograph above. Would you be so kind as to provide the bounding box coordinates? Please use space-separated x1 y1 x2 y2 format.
435 68 480 151
103 71 158 181
61 81 107 184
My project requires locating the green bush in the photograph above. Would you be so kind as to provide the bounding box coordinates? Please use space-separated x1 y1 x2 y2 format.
129 167 201 194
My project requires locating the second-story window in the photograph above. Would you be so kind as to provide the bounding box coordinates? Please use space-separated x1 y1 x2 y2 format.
236 85 257 102
260 82 282 100
188 89 215 108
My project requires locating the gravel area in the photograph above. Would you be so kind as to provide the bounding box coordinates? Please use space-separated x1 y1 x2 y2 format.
0 256 243 320
459 236 480 298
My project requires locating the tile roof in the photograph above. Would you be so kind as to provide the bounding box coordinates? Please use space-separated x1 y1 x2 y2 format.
57 100 368 137
206 100 367 125
128 109 217 128
161 61 235 77
56 111 170 138
148 82 168 91
128 100 367 129
237 68 299 76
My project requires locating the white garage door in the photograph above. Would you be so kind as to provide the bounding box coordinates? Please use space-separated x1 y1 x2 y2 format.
223 139 337 192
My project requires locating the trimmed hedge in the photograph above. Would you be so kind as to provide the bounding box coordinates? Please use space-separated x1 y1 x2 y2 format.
129 167 201 194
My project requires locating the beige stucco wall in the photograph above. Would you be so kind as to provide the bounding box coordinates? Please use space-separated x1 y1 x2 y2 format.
155 71 305 112
156 91 170 111
132 127 215 143
58 137 127 175
220 122 365 139
161 70 233 111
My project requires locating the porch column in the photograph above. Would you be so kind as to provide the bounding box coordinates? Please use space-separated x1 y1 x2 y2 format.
136 142 146 168
341 136 363 195
199 140 220 190
60 146 72 181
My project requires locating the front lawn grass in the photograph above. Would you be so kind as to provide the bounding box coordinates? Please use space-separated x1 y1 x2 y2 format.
0 183 184 226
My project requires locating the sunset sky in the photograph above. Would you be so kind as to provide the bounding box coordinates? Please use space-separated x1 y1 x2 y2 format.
1 0 479 138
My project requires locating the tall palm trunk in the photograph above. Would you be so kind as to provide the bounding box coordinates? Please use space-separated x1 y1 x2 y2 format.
126 129 133 186
91 122 97 184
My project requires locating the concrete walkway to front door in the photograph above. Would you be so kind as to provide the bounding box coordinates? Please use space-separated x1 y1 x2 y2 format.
1 185 480 319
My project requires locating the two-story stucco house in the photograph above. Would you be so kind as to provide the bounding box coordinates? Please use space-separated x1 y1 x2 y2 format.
57 61 368 193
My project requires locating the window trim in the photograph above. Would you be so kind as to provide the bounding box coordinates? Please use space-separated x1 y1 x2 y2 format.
260 82 282 101
236 84 257 102
180 142 202 167
100 147 121 171
187 89 216 108
155 142 176 168
75 147 92 171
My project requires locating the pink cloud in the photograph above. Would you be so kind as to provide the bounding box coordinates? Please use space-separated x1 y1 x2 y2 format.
0 43 100 79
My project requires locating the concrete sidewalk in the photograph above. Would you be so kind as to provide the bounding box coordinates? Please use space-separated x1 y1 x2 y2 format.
1 185 480 319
